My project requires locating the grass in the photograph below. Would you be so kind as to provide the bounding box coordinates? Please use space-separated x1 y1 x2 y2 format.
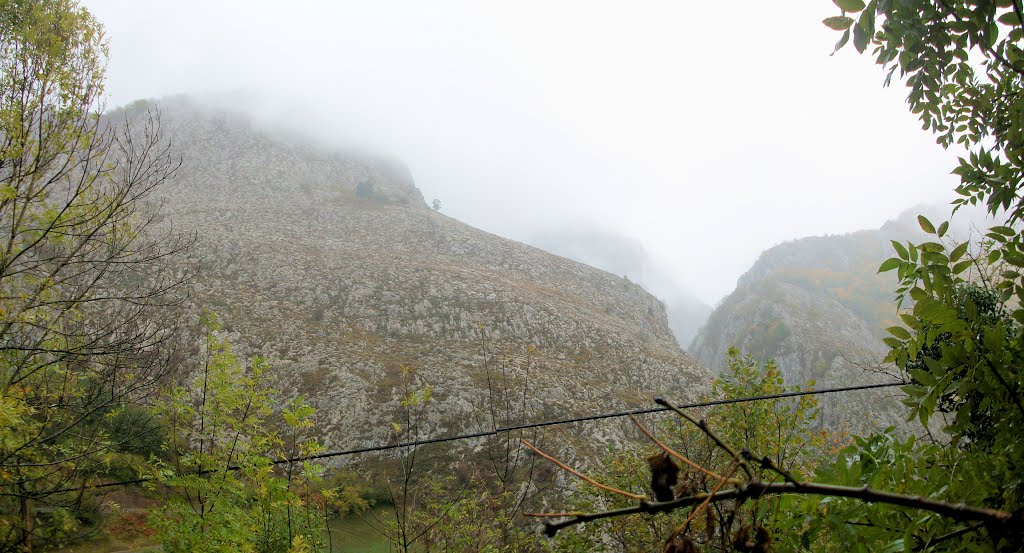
327 508 392 552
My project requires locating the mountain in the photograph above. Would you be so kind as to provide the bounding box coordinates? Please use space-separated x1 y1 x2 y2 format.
127 96 711 453
529 227 713 348
689 220 930 431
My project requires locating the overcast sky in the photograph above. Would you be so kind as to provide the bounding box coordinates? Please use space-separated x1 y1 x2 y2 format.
83 0 963 305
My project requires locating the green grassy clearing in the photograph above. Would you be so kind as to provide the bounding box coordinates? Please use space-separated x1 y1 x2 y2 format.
327 508 392 552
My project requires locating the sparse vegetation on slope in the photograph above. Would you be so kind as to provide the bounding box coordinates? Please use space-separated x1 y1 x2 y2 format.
133 95 711 459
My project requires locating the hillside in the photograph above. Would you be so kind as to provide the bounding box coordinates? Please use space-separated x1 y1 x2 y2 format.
129 97 711 454
690 223 926 431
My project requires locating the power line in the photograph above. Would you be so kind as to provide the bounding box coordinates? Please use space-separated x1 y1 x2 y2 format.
286 380 904 464
76 379 904 492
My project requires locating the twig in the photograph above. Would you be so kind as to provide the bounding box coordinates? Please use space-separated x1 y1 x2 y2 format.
924 521 985 548
628 415 738 485
540 480 1013 536
664 462 741 553
523 511 588 518
520 439 646 500
741 449 799 484
654 397 753 479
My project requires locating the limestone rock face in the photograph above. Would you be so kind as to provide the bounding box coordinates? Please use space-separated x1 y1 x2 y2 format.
690 229 922 432
133 97 711 453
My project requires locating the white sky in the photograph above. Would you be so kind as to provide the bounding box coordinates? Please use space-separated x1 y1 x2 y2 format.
83 0 962 305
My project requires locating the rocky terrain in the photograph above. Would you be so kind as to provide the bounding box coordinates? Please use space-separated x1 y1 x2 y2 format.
128 97 711 456
690 224 926 432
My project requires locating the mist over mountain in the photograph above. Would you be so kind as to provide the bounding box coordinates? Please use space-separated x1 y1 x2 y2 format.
529 227 712 348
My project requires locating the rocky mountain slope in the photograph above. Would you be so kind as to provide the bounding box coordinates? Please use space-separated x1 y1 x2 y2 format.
690 223 926 431
130 97 711 454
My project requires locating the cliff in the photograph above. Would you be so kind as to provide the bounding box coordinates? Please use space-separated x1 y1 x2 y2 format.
126 97 712 453
690 226 925 431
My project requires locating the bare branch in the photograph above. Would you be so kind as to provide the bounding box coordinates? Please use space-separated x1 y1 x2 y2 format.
540 479 1013 536
664 461 741 552
654 397 753 479
628 415 738 485
520 439 647 501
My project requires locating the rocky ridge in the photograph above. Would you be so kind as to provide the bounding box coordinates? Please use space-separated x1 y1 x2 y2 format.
132 97 711 455
690 227 923 432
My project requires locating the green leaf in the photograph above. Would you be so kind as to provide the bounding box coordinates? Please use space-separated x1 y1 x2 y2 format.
952 259 973 274
902 384 927 398
937 221 949 237
917 215 936 234
990 225 1016 236
891 240 909 260
922 356 944 373
878 258 902 273
998 11 1022 25
1006 252 1024 267
887 326 912 340
833 0 867 12
824 16 855 30
879 539 905 553
916 300 958 324
833 28 851 52
949 242 969 262
853 20 869 52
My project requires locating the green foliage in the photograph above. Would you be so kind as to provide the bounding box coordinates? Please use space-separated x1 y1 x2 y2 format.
710 349 828 479
325 470 380 518
0 0 188 549
377 472 540 553
793 431 1001 551
738 318 791 364
366 347 547 552
867 230 1024 549
554 349 830 551
149 315 330 553
826 0 1023 222
814 2 1024 548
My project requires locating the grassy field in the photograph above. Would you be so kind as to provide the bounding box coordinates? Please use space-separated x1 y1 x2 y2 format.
327 508 392 552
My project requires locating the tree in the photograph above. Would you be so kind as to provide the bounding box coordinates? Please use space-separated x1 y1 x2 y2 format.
0 1 191 550
826 0 1024 546
548 349 829 552
822 0 1023 222
150 314 329 553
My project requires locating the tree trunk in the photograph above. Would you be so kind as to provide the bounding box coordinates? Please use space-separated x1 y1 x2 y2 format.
19 487 32 553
